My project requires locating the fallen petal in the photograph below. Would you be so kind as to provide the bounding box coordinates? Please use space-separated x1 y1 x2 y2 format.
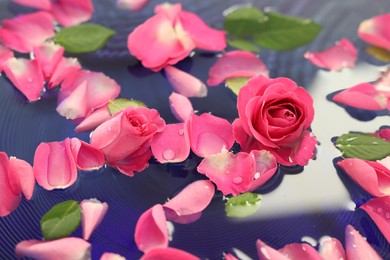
0 152 21 217
0 45 13 73
247 150 277 192
318 237 346 260
224 253 239 260
8 156 35 200
51 0 94 27
278 243 323 260
48 57 81 89
100 252 126 260
33 42 64 81
168 92 193 122
70 138 105 171
345 224 382 259
116 0 150 11
57 81 89 119
109 149 153 177
75 105 111 133
358 13 390 50
256 240 289 260
141 247 200 260
80 198 109 240
11 0 52 10
165 65 207 97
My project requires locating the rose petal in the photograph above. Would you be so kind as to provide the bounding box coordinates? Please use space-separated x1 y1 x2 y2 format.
207 50 269 86
141 247 200 260
109 148 153 177
186 113 234 157
33 41 64 81
70 138 105 171
8 156 35 200
360 196 390 244
75 105 111 133
3 58 45 102
80 198 109 240
164 65 207 97
135 204 168 253
116 0 150 11
15 238 91 260
0 152 21 217
358 13 390 50
0 11 54 53
0 45 13 73
247 150 277 191
376 128 390 142
256 240 289 260
51 0 94 27
100 252 126 260
57 80 89 119
224 253 239 260
304 38 357 71
162 210 202 224
48 57 81 89
319 237 346 260
344 225 382 259
278 243 323 260
12 0 52 10
168 92 193 122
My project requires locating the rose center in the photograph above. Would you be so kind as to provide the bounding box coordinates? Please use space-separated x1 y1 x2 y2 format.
128 115 148 132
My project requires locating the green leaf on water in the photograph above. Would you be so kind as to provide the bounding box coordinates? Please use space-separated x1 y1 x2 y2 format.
108 98 146 115
225 192 261 218
228 38 260 53
223 7 266 37
226 77 250 96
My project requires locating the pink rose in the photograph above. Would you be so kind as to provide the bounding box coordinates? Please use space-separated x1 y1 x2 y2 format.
233 75 317 166
90 107 165 176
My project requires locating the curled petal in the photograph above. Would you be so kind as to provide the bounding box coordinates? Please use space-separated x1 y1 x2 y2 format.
3 58 44 102
116 0 150 11
75 105 111 133
8 157 35 200
165 66 207 97
0 152 21 217
256 240 288 260
48 58 81 89
80 198 109 240
141 247 200 260
33 42 64 81
304 38 357 71
319 237 346 260
100 252 126 260
344 225 382 259
109 149 153 177
70 138 105 171
358 13 390 50
51 0 94 27
15 238 91 260
278 243 323 260
0 45 13 73
247 150 277 192
135 204 168 253
12 0 52 10
207 51 269 86
169 92 193 122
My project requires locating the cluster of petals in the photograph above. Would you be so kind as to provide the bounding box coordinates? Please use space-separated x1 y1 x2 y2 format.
304 38 358 71
33 137 105 190
358 13 390 50
12 0 94 27
127 3 226 71
0 152 34 217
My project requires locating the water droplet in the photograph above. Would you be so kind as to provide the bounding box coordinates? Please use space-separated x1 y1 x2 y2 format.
254 172 260 179
232 177 242 184
352 244 357 248
260 247 271 259
225 170 230 175
27 77 33 83
162 149 175 160
377 207 383 213
178 129 184 136
107 126 112 131
302 245 307 251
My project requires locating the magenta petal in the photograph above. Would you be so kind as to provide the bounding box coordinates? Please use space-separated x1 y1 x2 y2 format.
48 57 81 89
358 13 390 50
134 204 168 253
285 130 317 167
304 38 357 71
75 105 111 133
344 225 382 259
116 0 150 11
70 138 105 171
207 50 269 86
33 42 64 81
8 157 35 200
141 247 200 260
12 0 52 10
165 66 207 97
256 240 289 260
51 0 94 27
0 152 21 217
109 149 153 176
319 237 346 260
15 238 91 260
80 198 109 240
3 58 44 102
100 252 126 260
169 92 193 122
278 243 323 260
186 113 234 157
224 253 239 260
0 45 13 73
360 197 390 244
247 150 277 191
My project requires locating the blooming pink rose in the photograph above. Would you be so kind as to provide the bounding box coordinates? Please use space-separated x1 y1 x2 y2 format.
90 107 165 176
233 75 316 166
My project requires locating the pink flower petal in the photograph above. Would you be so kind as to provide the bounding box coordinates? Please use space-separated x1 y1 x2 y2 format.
141 247 200 260
164 65 207 97
247 150 277 192
163 180 214 223
224 253 239 260
344 225 382 259
100 252 126 260
154 3 182 23
0 45 13 73
376 128 390 142
151 123 190 164
48 57 81 89
57 80 89 119
134 204 168 253
256 240 289 260
304 38 357 71
8 156 35 200
12 0 52 10
285 130 317 167
33 138 78 190
207 50 269 86
75 105 111 133
80 198 109 240
70 138 105 171
278 243 323 260
186 113 234 157
358 13 390 50
109 148 153 176
15 237 91 260
319 237 346 260
169 92 193 122
360 196 390 244
0 11 54 53
0 152 21 217
33 41 64 81
3 58 44 102
116 0 150 12
51 0 94 27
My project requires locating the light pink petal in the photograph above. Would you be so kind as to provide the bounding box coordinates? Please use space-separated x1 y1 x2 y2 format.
278 243 323 260
319 237 346 260
247 150 277 191
70 138 105 171
154 3 182 23
186 113 234 157
15 238 91 260
179 10 226 51
3 58 44 102
0 45 13 73
164 65 207 97
162 210 202 224
256 240 289 260
57 80 89 119
360 196 390 244
304 38 357 71
207 51 269 86
141 247 200 260
358 13 390 50
8 157 35 200
48 57 81 89
80 198 109 240
169 92 193 122
33 41 64 81
224 253 239 260
163 180 214 223
51 0 94 27
100 252 126 260
109 149 153 177
0 152 21 217
116 0 150 12
0 11 54 53
134 204 168 253
11 0 52 10
33 138 78 190
345 224 382 259
75 105 111 133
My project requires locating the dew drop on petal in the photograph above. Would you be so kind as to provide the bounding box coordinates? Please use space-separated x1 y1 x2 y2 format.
377 207 383 213
178 129 184 136
260 247 271 260
27 77 33 83
162 149 175 160
232 177 242 184
254 172 260 179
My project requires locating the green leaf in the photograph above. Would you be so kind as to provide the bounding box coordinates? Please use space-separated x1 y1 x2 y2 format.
366 46 390 62
227 38 260 53
226 77 250 96
224 7 266 37
108 98 146 115
41 200 81 240
54 23 116 54
335 133 390 161
225 192 261 218
253 12 322 51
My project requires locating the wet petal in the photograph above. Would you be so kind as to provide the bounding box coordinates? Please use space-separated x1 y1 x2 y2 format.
9 157 35 200
15 237 91 260
358 13 390 50
0 152 21 217
57 81 89 119
116 0 150 12
304 38 357 71
284 130 317 167
33 42 64 81
207 50 269 86
247 150 277 192
80 198 109 240
164 65 207 97
319 237 346 260
0 45 13 73
12 0 52 10
48 57 81 89
256 240 289 260
141 247 200 260
109 149 153 177
344 224 382 259
169 92 193 122
75 105 111 133
70 138 105 171
278 243 323 260
51 0 94 27
3 58 44 102
135 204 168 253
100 252 126 260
